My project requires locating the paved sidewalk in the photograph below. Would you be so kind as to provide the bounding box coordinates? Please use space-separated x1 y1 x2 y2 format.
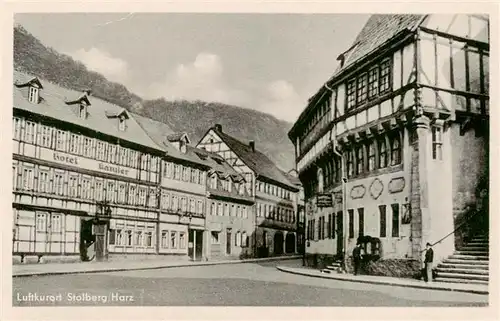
276 266 489 295
12 255 300 277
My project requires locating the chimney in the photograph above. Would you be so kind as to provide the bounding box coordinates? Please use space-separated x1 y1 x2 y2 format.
215 124 222 132
249 140 255 152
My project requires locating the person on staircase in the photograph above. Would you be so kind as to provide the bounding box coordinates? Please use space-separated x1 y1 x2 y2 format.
424 242 434 283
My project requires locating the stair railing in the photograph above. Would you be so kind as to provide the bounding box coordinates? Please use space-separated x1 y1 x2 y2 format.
420 209 486 253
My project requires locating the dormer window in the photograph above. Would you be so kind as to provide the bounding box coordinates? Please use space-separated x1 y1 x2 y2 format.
79 104 87 119
118 115 126 131
28 86 39 103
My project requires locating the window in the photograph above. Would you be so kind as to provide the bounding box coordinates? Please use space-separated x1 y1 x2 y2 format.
24 121 36 144
94 180 103 201
197 200 203 215
356 146 364 175
357 73 368 104
347 150 354 178
118 184 126 204
81 177 91 200
379 205 387 237
13 117 22 140
243 206 248 219
319 216 325 240
358 208 364 237
379 59 391 92
432 126 443 160
347 79 356 110
36 213 47 232
135 231 143 246
391 203 399 237
390 134 402 165
161 231 169 248
181 197 187 212
211 231 220 244
210 202 216 215
52 172 64 195
165 162 173 178
138 188 147 206
127 230 133 246
118 117 126 131
38 125 52 148
107 181 116 203
236 231 241 246
348 209 354 238
28 86 39 103
68 133 79 153
367 141 376 171
368 66 379 98
330 213 336 239
179 232 186 249
146 231 154 247
69 175 79 198
242 232 248 247
56 130 66 151
379 138 388 168
217 202 222 216
170 231 177 248
50 214 62 233
174 164 181 180
38 171 50 193
109 229 116 245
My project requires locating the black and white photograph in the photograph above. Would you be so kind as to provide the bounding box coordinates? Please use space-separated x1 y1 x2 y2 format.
3 2 497 319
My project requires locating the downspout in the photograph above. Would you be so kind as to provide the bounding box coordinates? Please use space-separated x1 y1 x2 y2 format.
325 82 348 272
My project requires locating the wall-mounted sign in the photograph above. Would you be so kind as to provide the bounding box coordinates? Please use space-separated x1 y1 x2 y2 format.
316 193 333 208
41 147 137 179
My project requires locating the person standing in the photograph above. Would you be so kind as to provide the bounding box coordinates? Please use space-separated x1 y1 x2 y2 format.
353 243 362 276
424 242 434 283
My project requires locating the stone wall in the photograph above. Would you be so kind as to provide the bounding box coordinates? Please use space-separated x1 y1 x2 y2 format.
365 258 421 278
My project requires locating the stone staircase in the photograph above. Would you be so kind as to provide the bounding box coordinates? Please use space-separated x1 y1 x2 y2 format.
435 233 489 285
320 261 343 274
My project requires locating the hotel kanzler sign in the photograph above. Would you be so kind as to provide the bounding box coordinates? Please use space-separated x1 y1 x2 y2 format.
41 147 137 179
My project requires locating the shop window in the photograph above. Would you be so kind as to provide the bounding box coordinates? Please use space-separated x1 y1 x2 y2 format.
135 231 143 246
127 230 133 246
109 229 116 245
36 213 47 232
116 229 123 245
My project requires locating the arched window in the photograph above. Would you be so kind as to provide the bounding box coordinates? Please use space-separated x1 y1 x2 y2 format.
356 146 364 175
368 141 376 171
390 134 402 165
347 149 354 178
379 139 387 168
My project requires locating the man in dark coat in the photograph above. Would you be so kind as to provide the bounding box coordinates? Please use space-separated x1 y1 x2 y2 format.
353 243 362 275
424 242 434 282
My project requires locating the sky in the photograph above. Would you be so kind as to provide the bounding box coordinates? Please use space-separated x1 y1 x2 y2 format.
15 13 369 123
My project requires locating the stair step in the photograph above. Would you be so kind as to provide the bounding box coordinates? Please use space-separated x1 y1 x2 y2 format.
436 272 489 281
436 267 489 275
443 259 489 265
450 255 489 260
460 246 489 251
434 277 489 285
455 251 489 256
438 263 489 270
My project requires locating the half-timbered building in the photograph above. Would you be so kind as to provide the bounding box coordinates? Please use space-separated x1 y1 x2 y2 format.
288 14 489 279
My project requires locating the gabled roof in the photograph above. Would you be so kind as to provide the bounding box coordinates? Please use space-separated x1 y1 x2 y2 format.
189 145 243 180
131 113 208 167
167 132 190 143
290 14 425 138
14 75 44 89
335 14 424 74
210 126 298 191
13 70 163 151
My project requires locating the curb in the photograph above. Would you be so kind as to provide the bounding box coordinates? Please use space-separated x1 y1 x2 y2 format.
276 266 489 295
12 255 301 278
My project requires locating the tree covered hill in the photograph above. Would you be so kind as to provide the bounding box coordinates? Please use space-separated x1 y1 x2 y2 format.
13 25 296 170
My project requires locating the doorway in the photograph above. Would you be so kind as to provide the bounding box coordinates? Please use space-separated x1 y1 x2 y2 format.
285 233 296 254
188 229 204 261
226 228 232 255
79 218 107 262
274 232 284 255
336 212 343 257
